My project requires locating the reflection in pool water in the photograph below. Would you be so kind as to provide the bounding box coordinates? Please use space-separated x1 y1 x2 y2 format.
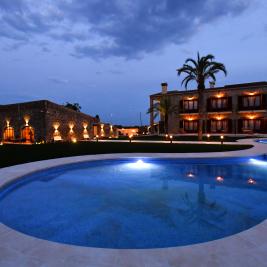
1 158 267 249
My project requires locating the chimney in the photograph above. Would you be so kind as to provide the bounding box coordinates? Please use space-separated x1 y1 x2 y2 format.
209 81 215 88
161 82 168 94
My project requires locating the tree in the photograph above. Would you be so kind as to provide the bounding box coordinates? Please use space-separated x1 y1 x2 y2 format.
177 53 227 140
95 114 100 122
147 95 178 134
65 102 81 112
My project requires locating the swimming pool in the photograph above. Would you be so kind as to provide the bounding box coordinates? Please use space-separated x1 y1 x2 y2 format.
257 139 267 144
0 157 267 249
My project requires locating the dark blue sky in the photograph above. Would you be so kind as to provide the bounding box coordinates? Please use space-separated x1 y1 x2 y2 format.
0 0 266 125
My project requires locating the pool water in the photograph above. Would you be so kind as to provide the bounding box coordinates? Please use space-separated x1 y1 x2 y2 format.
257 139 267 144
1 158 267 249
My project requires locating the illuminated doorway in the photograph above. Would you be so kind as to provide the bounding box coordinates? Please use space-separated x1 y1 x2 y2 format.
3 127 15 142
21 126 35 143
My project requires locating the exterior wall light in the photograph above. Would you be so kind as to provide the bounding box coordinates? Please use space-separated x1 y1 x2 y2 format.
216 93 224 98
24 115 30 126
110 125 114 137
248 115 255 120
69 123 75 134
248 92 256 96
100 124 105 137
83 123 89 139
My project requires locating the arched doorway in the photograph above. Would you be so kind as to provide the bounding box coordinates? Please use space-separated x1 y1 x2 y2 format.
21 126 35 143
3 126 15 142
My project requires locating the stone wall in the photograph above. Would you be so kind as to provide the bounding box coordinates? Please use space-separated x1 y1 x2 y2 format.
0 100 101 143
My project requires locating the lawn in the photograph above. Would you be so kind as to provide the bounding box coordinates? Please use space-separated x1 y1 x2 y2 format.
0 141 253 168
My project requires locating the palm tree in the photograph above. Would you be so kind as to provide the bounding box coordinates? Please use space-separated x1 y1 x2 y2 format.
147 95 178 134
177 53 227 140
65 102 82 112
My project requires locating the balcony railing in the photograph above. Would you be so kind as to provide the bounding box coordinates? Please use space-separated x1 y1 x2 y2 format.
180 108 199 113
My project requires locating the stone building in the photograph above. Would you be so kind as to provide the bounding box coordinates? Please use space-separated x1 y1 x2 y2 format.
150 81 267 135
0 100 116 143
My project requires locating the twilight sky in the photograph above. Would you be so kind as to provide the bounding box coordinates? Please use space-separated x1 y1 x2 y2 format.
0 0 267 125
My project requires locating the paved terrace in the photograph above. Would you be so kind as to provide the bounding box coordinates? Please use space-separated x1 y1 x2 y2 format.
0 139 267 267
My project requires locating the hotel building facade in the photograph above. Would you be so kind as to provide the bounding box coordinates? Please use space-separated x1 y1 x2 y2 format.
150 82 267 135
0 100 117 143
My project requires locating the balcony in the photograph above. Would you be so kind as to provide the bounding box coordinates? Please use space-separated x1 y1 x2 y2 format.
180 99 198 114
238 95 267 111
207 97 232 112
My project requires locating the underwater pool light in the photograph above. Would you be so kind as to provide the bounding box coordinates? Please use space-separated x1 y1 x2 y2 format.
186 172 195 178
125 159 157 170
216 176 224 183
249 158 267 166
247 177 256 185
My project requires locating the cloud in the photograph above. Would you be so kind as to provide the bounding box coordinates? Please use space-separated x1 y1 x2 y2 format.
0 0 250 59
48 77 69 84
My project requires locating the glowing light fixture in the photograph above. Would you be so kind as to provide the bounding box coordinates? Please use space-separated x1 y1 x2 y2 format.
216 93 224 98
69 123 74 134
248 115 255 120
24 115 30 126
125 159 156 170
216 176 224 183
248 178 256 185
248 92 256 96
187 172 195 178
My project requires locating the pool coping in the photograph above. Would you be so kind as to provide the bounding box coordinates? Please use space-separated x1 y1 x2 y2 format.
1 138 267 267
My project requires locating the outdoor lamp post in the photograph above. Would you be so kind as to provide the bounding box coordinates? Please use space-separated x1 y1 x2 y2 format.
207 134 210 142
165 134 168 141
170 135 173 144
96 135 99 142
129 135 133 143
220 135 224 145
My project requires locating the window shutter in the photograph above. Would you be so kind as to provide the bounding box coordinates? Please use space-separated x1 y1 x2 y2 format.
238 96 242 109
228 119 232 133
238 119 243 133
207 120 211 132
262 94 267 109
179 100 183 112
228 97 232 110
207 98 211 112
